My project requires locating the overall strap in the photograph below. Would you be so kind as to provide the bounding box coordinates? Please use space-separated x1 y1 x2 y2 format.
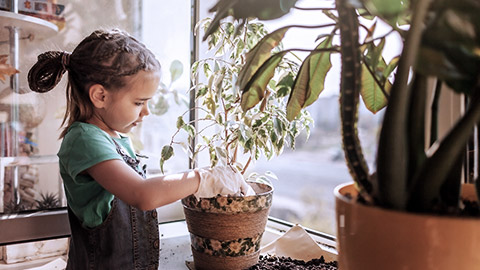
112 139 147 178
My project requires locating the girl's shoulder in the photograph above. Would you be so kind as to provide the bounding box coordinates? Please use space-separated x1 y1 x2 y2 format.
58 122 120 165
61 122 115 150
66 122 112 140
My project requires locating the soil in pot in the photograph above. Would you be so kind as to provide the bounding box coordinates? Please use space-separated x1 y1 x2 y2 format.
248 255 338 270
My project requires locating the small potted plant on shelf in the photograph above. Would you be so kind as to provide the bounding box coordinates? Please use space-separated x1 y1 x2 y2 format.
205 0 480 269
160 15 313 270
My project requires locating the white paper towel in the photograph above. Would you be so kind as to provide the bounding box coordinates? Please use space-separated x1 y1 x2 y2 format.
260 225 337 262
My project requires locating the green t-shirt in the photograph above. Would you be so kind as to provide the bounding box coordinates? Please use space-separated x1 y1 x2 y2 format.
57 122 137 228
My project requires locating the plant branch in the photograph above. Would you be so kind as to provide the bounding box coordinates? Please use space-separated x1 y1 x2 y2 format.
241 156 252 175
196 122 219 136
277 47 340 56
288 23 337 30
293 6 335 11
220 92 230 165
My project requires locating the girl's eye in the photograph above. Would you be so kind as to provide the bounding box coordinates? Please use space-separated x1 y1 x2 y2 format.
135 102 145 106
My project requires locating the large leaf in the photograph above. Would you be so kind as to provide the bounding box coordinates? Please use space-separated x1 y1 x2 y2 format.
240 51 288 111
203 0 239 41
362 0 406 17
286 57 310 121
361 0 409 27
416 47 465 81
304 37 333 107
360 64 391 113
418 0 480 95
417 46 480 96
360 26 397 113
204 0 297 41
237 26 291 91
286 38 334 121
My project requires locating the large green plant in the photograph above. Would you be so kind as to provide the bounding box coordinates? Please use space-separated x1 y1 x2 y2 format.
160 18 313 177
204 0 480 214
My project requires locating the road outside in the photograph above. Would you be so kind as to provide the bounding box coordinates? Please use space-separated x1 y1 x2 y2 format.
249 148 352 236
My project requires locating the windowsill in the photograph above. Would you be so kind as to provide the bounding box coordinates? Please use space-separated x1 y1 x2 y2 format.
1 212 337 269
160 217 337 269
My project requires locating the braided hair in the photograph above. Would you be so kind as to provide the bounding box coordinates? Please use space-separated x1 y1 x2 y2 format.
27 29 161 138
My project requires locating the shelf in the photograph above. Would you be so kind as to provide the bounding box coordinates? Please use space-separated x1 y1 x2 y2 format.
0 155 58 167
0 10 58 41
0 208 69 245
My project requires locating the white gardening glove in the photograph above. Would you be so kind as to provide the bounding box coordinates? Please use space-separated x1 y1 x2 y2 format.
194 166 256 199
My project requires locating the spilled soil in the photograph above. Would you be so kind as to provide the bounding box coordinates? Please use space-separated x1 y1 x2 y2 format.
248 255 337 270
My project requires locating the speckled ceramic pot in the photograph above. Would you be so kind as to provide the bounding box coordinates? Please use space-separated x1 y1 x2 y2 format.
335 182 480 270
182 182 273 270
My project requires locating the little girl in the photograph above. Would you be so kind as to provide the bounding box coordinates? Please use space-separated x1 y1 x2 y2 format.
27 29 234 269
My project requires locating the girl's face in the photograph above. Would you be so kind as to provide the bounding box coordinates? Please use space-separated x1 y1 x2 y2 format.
96 70 160 137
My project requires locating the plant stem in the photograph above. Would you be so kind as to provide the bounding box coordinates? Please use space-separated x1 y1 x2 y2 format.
407 73 427 184
241 156 252 175
409 90 480 211
336 0 372 201
376 0 432 210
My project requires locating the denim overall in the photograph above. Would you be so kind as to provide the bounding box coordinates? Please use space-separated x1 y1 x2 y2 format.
66 140 160 270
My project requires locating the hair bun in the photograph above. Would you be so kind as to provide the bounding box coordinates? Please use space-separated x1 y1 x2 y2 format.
28 51 67 93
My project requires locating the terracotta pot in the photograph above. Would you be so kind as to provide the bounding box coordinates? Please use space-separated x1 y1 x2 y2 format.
335 182 480 270
182 182 273 270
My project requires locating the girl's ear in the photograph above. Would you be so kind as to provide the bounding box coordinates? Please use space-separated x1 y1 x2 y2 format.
89 84 107 108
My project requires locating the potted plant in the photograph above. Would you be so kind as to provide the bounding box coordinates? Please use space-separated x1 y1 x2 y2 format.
204 0 480 269
160 16 313 270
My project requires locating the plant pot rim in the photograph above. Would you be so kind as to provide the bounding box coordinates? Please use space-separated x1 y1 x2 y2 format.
334 181 480 221
182 182 274 213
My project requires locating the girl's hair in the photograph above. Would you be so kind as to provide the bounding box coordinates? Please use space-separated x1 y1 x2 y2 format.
27 29 161 138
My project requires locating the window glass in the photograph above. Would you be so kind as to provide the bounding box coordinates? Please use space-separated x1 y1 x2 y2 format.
139 0 191 176
140 0 192 221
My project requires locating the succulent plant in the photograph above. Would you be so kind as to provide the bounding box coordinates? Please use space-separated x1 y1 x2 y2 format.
35 192 61 210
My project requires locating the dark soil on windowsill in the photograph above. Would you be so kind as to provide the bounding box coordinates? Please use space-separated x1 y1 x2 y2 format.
248 255 338 270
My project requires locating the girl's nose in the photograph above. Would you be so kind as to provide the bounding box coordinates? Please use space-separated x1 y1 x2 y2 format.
141 103 150 116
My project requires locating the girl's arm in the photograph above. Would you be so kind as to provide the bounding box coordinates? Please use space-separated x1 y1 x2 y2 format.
86 159 200 211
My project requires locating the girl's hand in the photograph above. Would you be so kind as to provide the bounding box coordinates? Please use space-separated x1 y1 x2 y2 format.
194 166 255 199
